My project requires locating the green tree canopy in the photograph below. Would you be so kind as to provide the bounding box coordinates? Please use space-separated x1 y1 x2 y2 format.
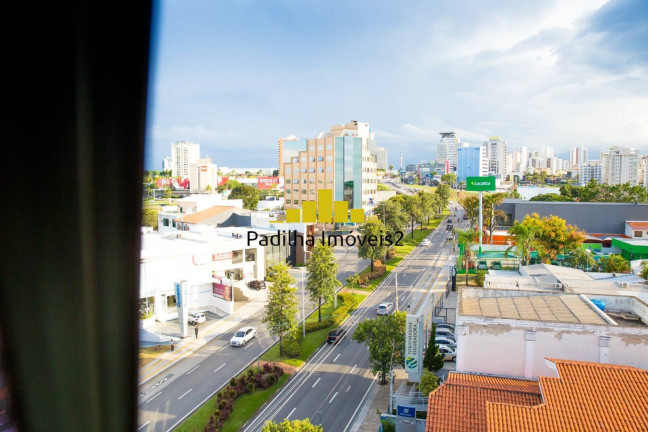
261 419 323 432
403 194 424 239
483 192 507 244
419 369 440 396
435 183 451 212
517 213 585 262
530 193 574 202
598 254 630 273
458 195 479 228
506 222 541 266
306 243 341 322
441 173 456 185
229 184 260 210
352 311 406 384
263 263 299 356
564 248 597 270
456 229 478 283
373 198 407 236
358 220 389 271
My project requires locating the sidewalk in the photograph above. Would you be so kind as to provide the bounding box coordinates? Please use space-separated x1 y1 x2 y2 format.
350 369 409 432
138 292 268 386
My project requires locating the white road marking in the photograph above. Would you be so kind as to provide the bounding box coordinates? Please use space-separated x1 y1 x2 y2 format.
329 392 338 403
137 421 150 430
350 364 357 374
218 345 228 351
312 378 321 388
333 354 340 362
186 365 200 375
244 341 255 350
214 364 226 373
146 392 161 404
178 389 192 400
286 408 296 419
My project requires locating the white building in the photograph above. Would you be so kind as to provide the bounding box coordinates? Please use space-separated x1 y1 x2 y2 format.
157 195 243 233
437 132 460 170
569 147 588 173
456 265 648 380
171 141 200 177
638 154 648 189
580 160 603 185
162 157 172 172
601 146 640 186
484 137 507 176
375 147 388 170
189 157 219 193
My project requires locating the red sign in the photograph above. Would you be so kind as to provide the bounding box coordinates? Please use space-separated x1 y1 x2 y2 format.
257 176 279 189
212 252 233 261
155 177 190 190
217 176 229 186
212 277 232 301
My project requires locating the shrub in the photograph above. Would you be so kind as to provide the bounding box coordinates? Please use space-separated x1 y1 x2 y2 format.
305 318 333 333
475 270 488 287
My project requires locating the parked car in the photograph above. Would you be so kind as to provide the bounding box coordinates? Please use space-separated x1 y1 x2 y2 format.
435 336 456 349
435 323 455 332
420 239 431 246
326 328 346 344
377 302 394 316
447 234 454 241
230 326 256 346
435 327 456 338
439 345 457 362
188 312 206 325
490 261 502 270
477 260 488 270
436 332 456 343
248 280 266 290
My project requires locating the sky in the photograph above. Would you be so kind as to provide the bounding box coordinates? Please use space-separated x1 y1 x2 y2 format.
144 0 648 170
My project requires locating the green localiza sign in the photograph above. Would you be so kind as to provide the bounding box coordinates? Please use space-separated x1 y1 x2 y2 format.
466 176 496 191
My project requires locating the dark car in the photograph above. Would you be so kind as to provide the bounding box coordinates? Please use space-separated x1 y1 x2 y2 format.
248 280 266 290
326 328 346 344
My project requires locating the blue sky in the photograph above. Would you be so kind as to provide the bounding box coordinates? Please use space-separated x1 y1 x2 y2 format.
145 0 648 170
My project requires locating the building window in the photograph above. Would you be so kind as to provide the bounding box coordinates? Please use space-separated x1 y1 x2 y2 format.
301 168 307 173
285 189 291 194
162 218 169 227
293 179 299 184
318 156 324 161
310 157 315 162
294 189 298 193
301 158 306 163
327 155 332 160
294 200 299 205
286 168 291 173
286 200 291 204
310 190 315 195
309 168 315 172
302 179 307 184
326 167 332 172
318 168 324 172
302 189 307 194
232 250 244 264
326 144 332 149
293 157 299 163
635 231 643 237
318 145 323 150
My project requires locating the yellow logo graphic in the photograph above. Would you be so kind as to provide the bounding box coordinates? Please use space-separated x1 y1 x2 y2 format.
275 189 365 224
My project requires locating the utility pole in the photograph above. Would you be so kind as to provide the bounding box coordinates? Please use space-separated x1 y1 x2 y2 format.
478 190 483 254
395 271 399 311
301 267 306 338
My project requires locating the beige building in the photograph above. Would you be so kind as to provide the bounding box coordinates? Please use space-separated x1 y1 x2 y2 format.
278 120 377 212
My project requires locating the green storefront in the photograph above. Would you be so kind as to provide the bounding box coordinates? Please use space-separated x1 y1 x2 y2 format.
612 238 648 261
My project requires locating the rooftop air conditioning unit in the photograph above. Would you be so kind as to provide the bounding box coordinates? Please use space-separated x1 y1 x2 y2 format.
554 283 562 289
620 282 629 288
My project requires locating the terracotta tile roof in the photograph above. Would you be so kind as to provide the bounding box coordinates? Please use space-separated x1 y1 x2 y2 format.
175 206 233 224
628 222 648 230
425 373 542 432
488 359 648 432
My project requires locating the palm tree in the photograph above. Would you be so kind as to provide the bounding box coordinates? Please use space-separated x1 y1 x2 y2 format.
483 193 507 244
506 223 540 266
456 229 478 283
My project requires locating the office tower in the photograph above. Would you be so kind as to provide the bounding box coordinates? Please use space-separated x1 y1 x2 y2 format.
545 146 554 158
171 141 200 177
399 153 403 169
278 120 377 210
600 146 640 185
189 157 218 193
483 136 507 175
162 157 172 172
375 147 388 170
457 145 488 183
637 155 648 188
580 161 603 185
437 132 460 170
569 147 588 167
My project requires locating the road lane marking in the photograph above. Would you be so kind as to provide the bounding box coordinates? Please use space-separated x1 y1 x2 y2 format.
186 365 200 375
146 392 161 404
333 354 340 362
218 345 228 351
286 408 296 419
350 364 357 374
214 364 226 373
312 378 321 388
178 389 192 400
329 392 338 403
243 341 255 350
137 421 150 430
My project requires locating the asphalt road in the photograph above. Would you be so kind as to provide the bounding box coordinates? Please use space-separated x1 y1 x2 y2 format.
137 245 369 432
243 215 455 432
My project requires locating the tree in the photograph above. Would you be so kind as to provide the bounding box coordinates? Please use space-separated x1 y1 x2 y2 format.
640 261 648 280
422 324 445 372
204 184 213 193
459 195 479 228
598 254 630 273
530 193 573 202
482 193 507 244
357 221 388 272
353 311 406 384
435 184 451 214
456 229 477 283
403 194 423 240
142 208 158 230
272 169 279 176
373 198 407 236
389 164 394 178
506 222 541 266
162 187 172 199
517 213 585 262
417 191 436 225
263 263 299 357
441 173 456 186
261 419 323 432
419 369 440 396
564 248 597 270
229 184 260 210
306 243 341 322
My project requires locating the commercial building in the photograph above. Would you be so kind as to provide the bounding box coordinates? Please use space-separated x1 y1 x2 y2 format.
569 147 588 173
638 154 648 189
278 120 378 211
426 359 648 432
170 141 200 177
484 136 507 176
188 157 218 193
375 147 388 170
600 146 640 186
162 157 172 172
157 195 243 233
437 132 460 171
579 160 602 184
456 145 488 183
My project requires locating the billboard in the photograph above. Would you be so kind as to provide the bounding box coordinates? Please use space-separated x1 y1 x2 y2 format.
257 176 279 189
466 176 496 191
156 177 190 190
212 252 233 261
405 314 422 374
212 276 232 301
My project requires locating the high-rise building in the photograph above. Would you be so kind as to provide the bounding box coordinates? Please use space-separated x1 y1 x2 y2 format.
600 146 640 185
278 120 377 211
637 154 648 189
162 157 172 172
483 136 507 175
456 145 488 183
171 141 200 177
437 132 459 171
375 147 388 170
580 161 603 185
189 157 218 193
569 147 588 168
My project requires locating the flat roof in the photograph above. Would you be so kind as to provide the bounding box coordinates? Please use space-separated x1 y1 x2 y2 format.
461 294 608 325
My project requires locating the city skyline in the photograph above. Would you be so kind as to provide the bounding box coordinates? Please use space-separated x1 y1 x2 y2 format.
145 0 647 170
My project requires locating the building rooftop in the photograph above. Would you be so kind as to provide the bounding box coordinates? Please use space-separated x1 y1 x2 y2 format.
460 294 608 325
627 221 648 230
175 205 236 224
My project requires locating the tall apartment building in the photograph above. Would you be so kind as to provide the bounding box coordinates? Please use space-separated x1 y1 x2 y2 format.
637 154 648 189
580 161 603 185
375 147 388 170
278 121 377 211
483 136 507 175
189 157 218 193
600 146 640 186
171 141 200 177
456 145 488 183
569 147 588 168
162 157 172 172
437 132 460 171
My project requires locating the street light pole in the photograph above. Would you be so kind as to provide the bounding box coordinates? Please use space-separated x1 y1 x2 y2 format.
301 267 306 338
395 271 399 311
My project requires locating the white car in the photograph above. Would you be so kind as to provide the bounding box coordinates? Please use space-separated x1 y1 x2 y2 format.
435 327 455 338
439 345 457 362
188 312 206 325
420 239 431 246
436 332 456 343
377 302 394 316
230 326 256 346
435 336 457 349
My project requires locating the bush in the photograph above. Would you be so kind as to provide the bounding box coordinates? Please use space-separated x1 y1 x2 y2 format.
475 270 488 287
305 318 333 333
283 331 302 358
